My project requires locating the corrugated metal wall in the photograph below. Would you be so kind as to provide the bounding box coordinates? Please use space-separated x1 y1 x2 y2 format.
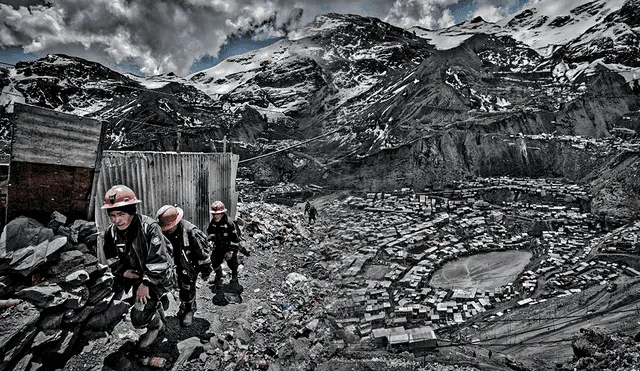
95 151 238 233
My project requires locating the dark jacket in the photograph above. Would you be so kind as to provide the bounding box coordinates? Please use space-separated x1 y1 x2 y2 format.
168 220 211 279
207 214 240 253
103 214 172 291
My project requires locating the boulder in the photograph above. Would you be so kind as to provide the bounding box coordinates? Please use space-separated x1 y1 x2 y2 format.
91 293 115 315
1 327 37 369
0 301 39 350
48 212 67 233
61 289 87 309
79 222 98 247
50 327 80 358
39 311 65 329
285 273 307 287
64 270 90 286
32 329 63 350
172 337 205 371
85 300 129 330
9 237 67 276
69 220 87 244
12 353 32 371
0 217 54 260
64 305 94 325
87 273 114 305
47 250 84 275
84 262 108 281
16 283 64 308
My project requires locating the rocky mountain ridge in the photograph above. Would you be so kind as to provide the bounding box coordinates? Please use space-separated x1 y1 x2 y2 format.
0 0 639 219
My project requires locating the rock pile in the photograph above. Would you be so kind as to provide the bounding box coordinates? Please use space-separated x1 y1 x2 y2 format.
0 213 127 371
240 181 313 206
559 327 640 371
238 201 309 250
178 272 339 371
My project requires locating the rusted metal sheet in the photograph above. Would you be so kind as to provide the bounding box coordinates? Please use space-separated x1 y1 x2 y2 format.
11 103 102 168
7 104 104 224
95 151 238 233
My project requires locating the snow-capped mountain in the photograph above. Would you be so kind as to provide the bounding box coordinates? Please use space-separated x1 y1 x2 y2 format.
188 13 433 128
552 0 640 68
411 0 630 57
1 0 639 217
0 54 268 151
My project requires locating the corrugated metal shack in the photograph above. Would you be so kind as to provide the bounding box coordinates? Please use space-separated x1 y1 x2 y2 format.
4 103 239 247
6 103 104 223
95 151 238 233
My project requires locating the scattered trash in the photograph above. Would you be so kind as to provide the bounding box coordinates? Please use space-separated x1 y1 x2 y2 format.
140 356 167 368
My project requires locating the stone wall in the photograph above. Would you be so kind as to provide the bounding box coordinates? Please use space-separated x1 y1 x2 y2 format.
0 213 127 371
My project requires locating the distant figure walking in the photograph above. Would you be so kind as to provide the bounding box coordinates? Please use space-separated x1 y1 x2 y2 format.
304 201 311 216
308 204 318 225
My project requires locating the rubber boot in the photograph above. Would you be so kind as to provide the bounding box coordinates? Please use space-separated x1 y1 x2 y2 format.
160 293 170 311
230 272 239 285
177 302 195 327
138 312 164 350
212 268 223 288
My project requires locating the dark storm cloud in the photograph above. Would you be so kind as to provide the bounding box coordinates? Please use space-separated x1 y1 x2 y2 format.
0 0 516 75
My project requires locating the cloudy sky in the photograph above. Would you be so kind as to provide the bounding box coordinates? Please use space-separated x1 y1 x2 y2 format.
0 0 529 76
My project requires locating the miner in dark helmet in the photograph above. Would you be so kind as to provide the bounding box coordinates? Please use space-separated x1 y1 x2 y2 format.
156 205 212 327
101 185 172 351
207 200 248 287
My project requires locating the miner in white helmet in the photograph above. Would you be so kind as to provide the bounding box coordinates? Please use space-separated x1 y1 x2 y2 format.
156 205 212 327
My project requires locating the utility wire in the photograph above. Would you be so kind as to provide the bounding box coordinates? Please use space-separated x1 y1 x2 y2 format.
238 127 344 163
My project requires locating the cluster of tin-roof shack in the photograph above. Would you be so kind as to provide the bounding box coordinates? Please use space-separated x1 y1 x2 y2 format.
315 177 640 352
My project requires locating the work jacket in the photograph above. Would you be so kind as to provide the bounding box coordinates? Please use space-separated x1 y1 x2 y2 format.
167 220 211 280
103 214 172 292
207 214 240 253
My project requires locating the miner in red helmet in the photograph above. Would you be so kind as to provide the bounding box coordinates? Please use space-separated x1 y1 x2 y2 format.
156 205 212 327
207 200 245 287
101 185 172 351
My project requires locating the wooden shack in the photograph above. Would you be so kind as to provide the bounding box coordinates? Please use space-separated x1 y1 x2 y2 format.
6 103 104 224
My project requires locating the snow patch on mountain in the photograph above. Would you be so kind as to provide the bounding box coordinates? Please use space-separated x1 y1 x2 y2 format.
502 0 627 56
556 58 640 86
410 0 627 58
288 14 350 41
411 18 504 50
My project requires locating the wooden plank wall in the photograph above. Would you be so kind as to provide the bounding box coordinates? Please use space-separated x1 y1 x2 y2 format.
6 104 103 224
7 163 94 222
11 103 102 168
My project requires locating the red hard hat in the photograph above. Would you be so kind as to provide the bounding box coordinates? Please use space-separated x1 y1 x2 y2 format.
101 185 142 209
210 201 227 214
156 205 184 232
